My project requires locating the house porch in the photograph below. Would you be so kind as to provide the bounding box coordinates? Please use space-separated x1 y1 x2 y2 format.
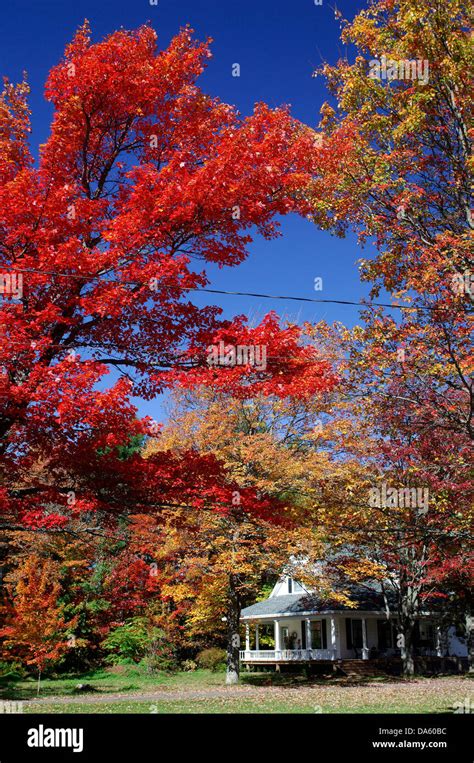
240 613 441 663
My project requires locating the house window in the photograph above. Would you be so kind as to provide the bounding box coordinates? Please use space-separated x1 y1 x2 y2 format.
310 620 327 649
345 618 363 650
377 619 394 650
301 621 307 649
416 621 435 649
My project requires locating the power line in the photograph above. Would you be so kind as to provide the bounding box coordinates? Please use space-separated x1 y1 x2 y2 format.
0 266 452 313
193 287 441 313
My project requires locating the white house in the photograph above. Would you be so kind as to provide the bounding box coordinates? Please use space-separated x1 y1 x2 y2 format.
239 575 467 667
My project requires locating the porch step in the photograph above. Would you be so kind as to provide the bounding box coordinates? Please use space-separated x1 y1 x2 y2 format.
338 660 388 677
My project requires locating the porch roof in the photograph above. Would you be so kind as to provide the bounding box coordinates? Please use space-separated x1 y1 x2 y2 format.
241 589 397 620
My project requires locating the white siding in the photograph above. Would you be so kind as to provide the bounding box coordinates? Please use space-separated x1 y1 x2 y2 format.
278 618 303 647
447 626 468 657
270 577 307 597
366 618 378 651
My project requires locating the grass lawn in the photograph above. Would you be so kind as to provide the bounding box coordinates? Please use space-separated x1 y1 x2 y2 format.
1 667 472 714
1 665 223 700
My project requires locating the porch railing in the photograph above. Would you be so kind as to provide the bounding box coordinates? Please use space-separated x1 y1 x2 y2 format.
240 648 336 662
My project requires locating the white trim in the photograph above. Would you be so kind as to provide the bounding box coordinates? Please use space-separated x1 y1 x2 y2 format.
241 610 436 621
240 648 335 662
274 619 281 651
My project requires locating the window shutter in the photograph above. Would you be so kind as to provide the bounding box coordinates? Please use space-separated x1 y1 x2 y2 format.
345 618 353 649
322 619 327 649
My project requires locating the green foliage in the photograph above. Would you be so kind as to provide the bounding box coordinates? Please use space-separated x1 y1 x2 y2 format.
117 434 146 461
255 582 276 602
0 659 27 680
102 617 178 672
196 648 226 672
102 617 160 663
97 434 145 461
254 623 275 649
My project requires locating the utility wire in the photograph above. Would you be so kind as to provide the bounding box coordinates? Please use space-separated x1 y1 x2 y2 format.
193 287 441 313
0 266 453 313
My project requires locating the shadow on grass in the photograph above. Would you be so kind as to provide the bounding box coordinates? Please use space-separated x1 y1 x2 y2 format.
0 668 156 701
0 666 223 701
240 671 412 690
1 666 448 702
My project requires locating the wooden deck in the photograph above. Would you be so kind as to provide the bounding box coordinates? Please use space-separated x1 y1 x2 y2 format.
241 655 467 676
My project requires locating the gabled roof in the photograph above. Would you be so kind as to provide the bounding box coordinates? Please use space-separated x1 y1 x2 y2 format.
241 587 397 619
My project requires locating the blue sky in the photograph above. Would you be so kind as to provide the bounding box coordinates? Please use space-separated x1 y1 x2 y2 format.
1 0 374 421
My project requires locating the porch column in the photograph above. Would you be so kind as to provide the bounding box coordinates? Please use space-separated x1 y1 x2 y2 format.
436 625 444 657
274 619 281 652
245 623 250 652
306 619 312 652
255 624 260 651
362 618 369 660
330 616 338 660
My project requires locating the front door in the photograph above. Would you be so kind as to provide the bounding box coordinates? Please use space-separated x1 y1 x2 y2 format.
346 618 363 655
301 620 307 649
352 619 363 649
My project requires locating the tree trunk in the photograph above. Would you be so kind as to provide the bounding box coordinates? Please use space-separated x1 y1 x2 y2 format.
399 584 418 677
397 548 425 678
225 574 241 685
400 622 416 677
466 608 474 673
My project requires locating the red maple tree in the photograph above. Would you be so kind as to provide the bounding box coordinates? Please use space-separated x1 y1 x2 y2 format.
0 23 334 533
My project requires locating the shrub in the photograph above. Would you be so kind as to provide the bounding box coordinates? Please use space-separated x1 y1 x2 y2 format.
0 659 26 680
102 618 151 663
196 648 226 672
102 617 177 671
143 640 178 674
181 659 197 672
